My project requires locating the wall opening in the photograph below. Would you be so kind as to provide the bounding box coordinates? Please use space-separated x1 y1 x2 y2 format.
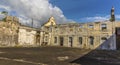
101 24 107 31
79 37 82 44
59 37 64 46
54 37 57 44
89 36 94 45
69 37 73 47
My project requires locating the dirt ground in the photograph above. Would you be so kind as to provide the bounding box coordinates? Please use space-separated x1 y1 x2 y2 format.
0 46 119 65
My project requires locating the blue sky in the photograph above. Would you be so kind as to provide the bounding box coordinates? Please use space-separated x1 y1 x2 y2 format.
0 0 120 26
50 0 120 22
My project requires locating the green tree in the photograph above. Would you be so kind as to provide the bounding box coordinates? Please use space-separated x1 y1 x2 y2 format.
1 11 8 16
1 11 8 21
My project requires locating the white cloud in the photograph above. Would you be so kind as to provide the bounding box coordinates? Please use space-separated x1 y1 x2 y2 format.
81 14 120 22
0 5 11 11
116 15 120 19
0 0 69 27
81 15 110 22
0 12 6 20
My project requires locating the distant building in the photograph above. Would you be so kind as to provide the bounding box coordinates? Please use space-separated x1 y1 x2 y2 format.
0 7 120 50
43 20 118 50
0 16 19 47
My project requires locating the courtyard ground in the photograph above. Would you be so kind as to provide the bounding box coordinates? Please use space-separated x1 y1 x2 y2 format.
0 46 119 65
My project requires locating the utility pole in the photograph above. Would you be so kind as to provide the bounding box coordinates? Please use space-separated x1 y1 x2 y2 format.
110 6 116 50
31 18 33 27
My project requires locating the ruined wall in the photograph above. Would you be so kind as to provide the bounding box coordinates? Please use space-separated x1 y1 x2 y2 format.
49 21 117 50
43 17 56 27
0 34 18 47
0 16 118 50
18 26 37 46
0 16 19 47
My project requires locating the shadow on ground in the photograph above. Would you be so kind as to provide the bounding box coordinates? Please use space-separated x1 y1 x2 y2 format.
70 49 120 65
0 46 120 65
70 34 120 65
0 47 90 65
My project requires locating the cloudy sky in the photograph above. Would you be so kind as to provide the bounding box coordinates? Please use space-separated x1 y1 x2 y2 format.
50 0 120 22
0 0 120 27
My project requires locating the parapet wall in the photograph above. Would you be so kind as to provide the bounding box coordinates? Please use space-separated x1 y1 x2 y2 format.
6 16 19 22
0 34 18 47
0 16 19 47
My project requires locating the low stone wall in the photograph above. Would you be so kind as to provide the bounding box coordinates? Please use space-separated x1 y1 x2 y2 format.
0 34 18 47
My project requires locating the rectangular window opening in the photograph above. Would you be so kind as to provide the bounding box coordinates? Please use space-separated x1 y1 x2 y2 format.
101 24 107 30
89 36 94 45
54 37 57 43
69 37 73 47
89 25 94 28
79 37 82 44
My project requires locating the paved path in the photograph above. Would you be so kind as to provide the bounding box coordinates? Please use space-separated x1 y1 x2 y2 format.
0 47 90 65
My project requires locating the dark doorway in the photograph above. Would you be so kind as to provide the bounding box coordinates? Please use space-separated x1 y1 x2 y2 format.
69 37 73 47
89 36 94 45
60 37 64 46
116 27 120 50
36 35 40 44
116 36 120 50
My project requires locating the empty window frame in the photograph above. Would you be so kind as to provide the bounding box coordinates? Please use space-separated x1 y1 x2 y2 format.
89 25 94 28
69 37 73 47
101 37 107 42
89 36 94 45
101 24 107 30
79 37 82 44
54 37 57 43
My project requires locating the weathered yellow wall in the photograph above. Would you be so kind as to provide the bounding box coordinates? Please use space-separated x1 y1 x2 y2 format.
18 26 37 46
48 21 118 50
44 17 56 27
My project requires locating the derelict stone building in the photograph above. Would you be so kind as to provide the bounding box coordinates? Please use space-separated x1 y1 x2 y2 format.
0 7 120 50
